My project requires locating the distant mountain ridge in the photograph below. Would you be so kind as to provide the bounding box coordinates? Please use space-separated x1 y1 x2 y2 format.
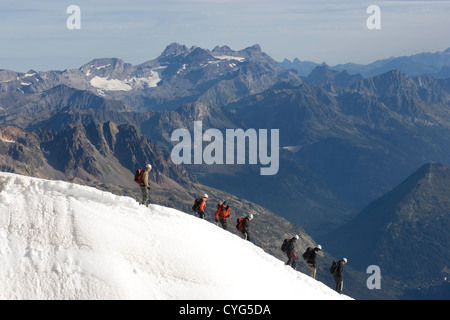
0 43 302 112
280 47 450 78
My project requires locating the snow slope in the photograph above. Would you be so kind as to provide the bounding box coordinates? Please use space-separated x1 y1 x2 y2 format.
0 173 350 300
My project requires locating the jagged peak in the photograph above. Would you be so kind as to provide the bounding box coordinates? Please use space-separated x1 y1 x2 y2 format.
211 45 234 56
24 69 38 75
245 44 262 52
188 46 212 57
161 42 189 57
83 57 126 68
362 69 412 87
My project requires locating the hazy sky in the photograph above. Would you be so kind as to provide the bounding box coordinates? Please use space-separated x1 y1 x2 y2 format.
1 0 450 72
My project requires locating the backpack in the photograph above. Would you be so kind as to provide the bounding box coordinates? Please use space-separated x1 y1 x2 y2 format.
192 198 203 213
302 247 313 260
236 217 244 231
134 169 144 184
330 261 339 275
281 239 289 253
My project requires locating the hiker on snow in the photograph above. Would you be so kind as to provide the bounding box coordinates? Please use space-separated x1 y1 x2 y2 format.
215 201 231 230
237 214 253 241
331 258 347 294
303 245 322 279
192 194 208 219
136 164 152 207
282 235 299 269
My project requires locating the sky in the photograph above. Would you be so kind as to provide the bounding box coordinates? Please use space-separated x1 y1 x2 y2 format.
1 0 450 72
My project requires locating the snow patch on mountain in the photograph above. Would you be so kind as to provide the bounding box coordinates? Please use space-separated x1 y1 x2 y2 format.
90 76 132 91
23 72 37 78
213 55 246 62
90 71 160 92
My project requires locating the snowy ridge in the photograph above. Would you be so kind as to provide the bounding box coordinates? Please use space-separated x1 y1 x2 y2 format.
0 173 351 300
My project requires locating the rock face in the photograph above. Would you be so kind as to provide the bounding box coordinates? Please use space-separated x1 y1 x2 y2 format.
0 121 195 188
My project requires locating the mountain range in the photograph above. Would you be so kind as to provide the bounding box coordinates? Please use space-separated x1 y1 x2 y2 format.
0 43 301 112
1 43 450 299
280 47 450 78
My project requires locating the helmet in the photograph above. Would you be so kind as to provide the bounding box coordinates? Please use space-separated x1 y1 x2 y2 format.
223 201 228 206
203 193 208 199
342 258 347 263
316 245 322 251
145 164 152 170
294 235 299 240
247 214 254 220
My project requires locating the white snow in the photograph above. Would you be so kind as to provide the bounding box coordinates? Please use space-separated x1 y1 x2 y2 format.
177 64 187 74
0 173 351 300
23 73 36 78
96 64 111 70
90 76 133 92
90 72 160 92
213 55 246 62
127 72 161 89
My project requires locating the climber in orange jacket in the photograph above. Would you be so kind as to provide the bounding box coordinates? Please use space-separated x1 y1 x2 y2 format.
215 201 231 230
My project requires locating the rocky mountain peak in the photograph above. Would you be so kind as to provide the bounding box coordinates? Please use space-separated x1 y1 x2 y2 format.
211 45 234 56
161 42 190 57
80 58 134 79
305 65 363 87
245 44 262 54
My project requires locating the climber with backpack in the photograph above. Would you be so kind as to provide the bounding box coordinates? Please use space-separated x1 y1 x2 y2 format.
134 164 152 207
281 235 299 269
236 213 253 241
302 244 322 279
192 194 208 219
330 258 347 294
215 201 231 230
